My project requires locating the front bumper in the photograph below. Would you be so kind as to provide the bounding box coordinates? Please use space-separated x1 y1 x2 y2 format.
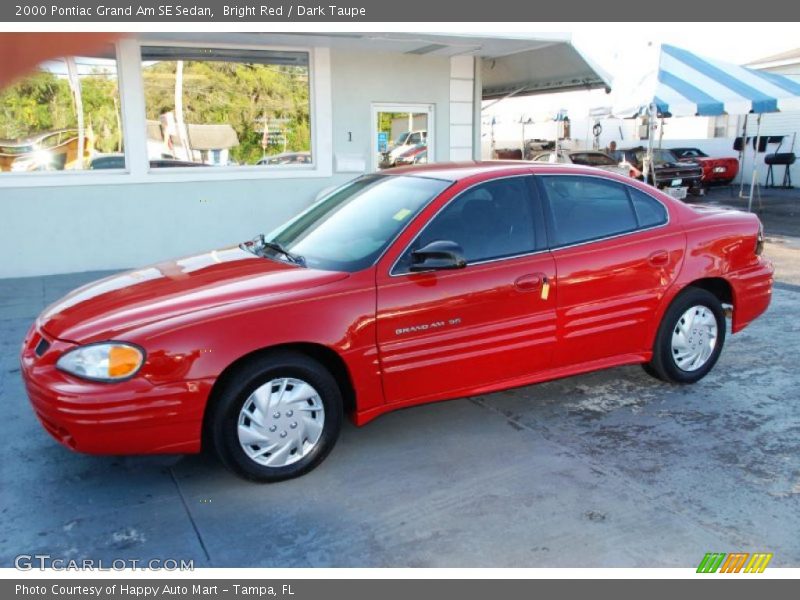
20 326 212 455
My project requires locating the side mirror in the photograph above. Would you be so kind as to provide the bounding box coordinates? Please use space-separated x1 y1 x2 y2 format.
410 240 467 272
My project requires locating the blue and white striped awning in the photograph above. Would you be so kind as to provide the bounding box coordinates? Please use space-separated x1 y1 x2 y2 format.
614 44 800 118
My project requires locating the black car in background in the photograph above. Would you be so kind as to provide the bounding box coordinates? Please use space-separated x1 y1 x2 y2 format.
615 147 704 199
89 154 209 169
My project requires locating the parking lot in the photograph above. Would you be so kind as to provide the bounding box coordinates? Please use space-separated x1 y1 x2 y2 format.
1 190 799 568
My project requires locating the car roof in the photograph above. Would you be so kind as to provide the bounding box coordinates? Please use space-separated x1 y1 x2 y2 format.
386 160 616 181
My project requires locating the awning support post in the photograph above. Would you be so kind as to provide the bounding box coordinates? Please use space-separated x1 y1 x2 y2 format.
738 114 749 198
747 113 763 213
643 103 657 186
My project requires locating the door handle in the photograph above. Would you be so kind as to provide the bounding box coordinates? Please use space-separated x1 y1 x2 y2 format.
514 273 543 292
648 250 670 267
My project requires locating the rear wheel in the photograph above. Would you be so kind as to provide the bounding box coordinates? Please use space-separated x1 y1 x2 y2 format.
645 287 726 384
208 352 343 482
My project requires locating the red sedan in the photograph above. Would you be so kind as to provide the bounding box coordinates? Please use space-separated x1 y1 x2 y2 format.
20 162 773 481
671 147 740 185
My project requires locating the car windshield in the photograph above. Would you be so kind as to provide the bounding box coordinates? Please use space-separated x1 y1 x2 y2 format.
265 174 452 272
634 149 677 164
569 152 617 166
673 148 707 158
396 132 410 145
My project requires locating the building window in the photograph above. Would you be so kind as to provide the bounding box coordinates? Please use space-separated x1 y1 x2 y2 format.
0 47 122 174
140 46 312 169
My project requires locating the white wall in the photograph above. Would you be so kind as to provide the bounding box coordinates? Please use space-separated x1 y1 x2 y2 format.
0 46 454 278
329 49 450 169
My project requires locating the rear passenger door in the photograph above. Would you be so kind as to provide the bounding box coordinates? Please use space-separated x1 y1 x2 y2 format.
537 175 685 367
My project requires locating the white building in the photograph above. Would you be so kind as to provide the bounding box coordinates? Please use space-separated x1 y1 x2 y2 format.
0 32 609 278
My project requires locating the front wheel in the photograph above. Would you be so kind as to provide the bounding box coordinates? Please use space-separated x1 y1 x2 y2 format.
208 352 343 482
645 287 726 384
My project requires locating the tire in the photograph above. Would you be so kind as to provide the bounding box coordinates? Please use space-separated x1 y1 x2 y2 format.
208 351 343 482
646 287 726 384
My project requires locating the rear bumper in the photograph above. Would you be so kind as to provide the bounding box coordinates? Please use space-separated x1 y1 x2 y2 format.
700 161 739 183
654 177 704 190
20 326 212 454
728 258 774 333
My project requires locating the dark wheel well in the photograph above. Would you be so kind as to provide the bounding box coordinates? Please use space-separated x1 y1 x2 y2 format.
201 343 356 451
687 277 733 306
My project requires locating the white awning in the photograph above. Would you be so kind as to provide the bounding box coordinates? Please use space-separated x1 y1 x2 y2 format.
480 41 611 100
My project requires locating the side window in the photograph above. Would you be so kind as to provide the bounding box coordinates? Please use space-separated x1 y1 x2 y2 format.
630 188 668 228
395 177 538 273
541 176 639 247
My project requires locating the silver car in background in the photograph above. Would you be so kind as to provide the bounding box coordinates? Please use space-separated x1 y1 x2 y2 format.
531 150 634 178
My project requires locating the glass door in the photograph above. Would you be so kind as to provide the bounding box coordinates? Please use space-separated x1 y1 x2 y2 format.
371 104 434 172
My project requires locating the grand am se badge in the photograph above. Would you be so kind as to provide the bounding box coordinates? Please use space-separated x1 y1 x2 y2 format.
396 318 462 336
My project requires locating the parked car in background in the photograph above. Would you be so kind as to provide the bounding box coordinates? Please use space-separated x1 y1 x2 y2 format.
617 147 704 199
531 150 633 178
394 144 427 166
89 154 209 169
380 130 427 168
523 139 556 160
0 129 90 172
257 151 312 166
670 147 739 186
21 162 773 482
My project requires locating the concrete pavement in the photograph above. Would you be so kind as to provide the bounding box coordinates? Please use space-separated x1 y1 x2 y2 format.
1 270 798 567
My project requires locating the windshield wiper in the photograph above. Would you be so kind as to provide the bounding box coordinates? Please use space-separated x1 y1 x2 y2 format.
241 234 306 266
262 240 306 267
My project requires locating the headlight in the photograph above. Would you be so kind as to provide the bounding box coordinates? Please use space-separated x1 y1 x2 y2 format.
56 343 145 382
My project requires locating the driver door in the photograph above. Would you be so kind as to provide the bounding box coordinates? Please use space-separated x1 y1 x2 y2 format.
375 175 557 406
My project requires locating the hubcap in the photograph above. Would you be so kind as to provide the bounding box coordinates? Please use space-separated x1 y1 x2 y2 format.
670 305 718 372
237 377 325 468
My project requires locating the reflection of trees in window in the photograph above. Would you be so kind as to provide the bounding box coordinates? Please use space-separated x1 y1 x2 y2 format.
142 55 311 166
0 59 122 153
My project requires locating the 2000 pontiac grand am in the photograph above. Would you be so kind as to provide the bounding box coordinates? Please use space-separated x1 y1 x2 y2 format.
21 162 773 482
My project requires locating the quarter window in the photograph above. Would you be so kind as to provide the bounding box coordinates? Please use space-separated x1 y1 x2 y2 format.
542 176 641 246
630 188 668 228
395 176 538 273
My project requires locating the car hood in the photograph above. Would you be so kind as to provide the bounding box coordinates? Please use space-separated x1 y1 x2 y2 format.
38 246 349 343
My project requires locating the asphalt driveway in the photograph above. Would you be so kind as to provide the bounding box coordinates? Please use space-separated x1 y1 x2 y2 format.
1 270 798 568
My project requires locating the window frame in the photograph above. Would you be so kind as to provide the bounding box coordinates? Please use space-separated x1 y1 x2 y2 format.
535 174 670 251
0 45 128 181
389 174 548 277
0 38 332 188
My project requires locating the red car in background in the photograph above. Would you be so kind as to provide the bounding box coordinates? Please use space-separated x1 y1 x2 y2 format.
21 162 773 482
671 147 740 185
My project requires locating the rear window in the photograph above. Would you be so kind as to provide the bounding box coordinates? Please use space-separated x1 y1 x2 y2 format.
634 149 677 164
569 152 617 167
